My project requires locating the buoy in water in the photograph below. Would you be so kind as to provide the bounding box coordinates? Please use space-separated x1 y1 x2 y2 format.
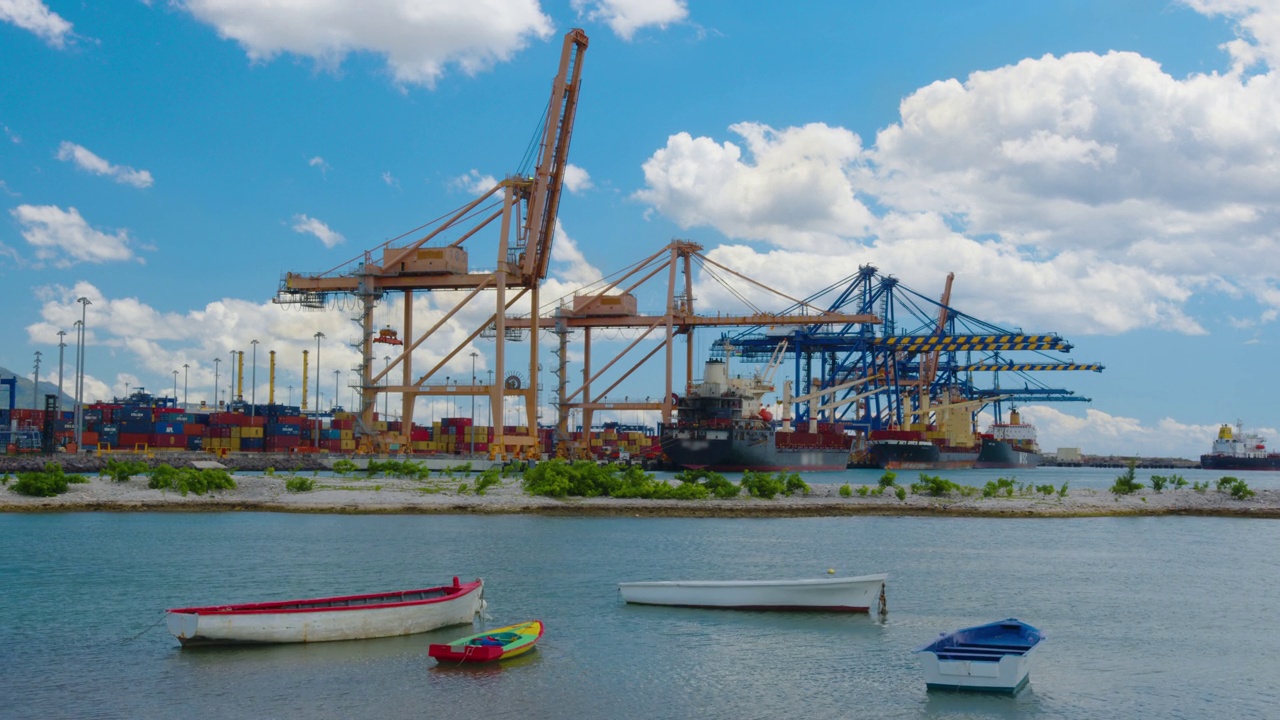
827 568 835 574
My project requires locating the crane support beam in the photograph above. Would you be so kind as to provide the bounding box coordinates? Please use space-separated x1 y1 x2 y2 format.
960 363 1105 372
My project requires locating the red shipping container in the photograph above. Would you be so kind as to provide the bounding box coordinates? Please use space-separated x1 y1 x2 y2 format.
265 436 301 451
151 434 185 448
410 428 431 441
81 431 99 446
119 433 150 447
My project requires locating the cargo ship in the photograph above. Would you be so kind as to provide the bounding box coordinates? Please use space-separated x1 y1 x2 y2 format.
864 395 984 470
975 409 1042 469
865 429 979 470
1200 423 1280 471
659 360 852 472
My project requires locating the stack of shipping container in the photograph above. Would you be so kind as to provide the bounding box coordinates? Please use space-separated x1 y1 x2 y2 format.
2 399 659 460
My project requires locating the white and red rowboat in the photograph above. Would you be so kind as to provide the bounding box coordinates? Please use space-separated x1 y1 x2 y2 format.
166 577 484 646
617 574 888 612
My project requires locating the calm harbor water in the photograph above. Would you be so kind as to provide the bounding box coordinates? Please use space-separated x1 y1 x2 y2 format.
3 468 1279 719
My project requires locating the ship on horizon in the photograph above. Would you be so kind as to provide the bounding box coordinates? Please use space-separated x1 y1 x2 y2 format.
1200 422 1280 471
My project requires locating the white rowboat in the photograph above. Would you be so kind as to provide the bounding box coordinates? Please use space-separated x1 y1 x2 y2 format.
166 577 484 646
617 574 887 612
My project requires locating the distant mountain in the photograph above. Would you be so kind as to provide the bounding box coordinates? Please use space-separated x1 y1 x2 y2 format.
0 366 77 411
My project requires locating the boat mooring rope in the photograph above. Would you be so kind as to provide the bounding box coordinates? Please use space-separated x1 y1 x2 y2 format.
123 613 167 644
878 584 888 616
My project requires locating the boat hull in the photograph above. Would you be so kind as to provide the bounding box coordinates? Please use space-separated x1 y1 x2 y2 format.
1200 454 1280 471
166 579 484 646
660 427 851 472
916 618 1044 694
974 438 1041 469
868 439 977 470
618 574 887 613
428 620 543 663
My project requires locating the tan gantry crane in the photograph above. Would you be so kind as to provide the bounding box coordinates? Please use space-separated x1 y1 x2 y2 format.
505 239 882 459
274 29 589 457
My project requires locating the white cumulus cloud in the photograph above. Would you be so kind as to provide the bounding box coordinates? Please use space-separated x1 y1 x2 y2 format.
450 169 498 195
56 142 154 188
11 205 136 266
563 163 593 194
1182 0 1280 72
180 0 553 87
635 122 875 251
634 25 1280 335
291 214 345 248
571 0 687 40
0 0 72 48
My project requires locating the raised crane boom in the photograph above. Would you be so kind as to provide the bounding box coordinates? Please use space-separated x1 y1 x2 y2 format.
524 28 588 282
274 29 590 457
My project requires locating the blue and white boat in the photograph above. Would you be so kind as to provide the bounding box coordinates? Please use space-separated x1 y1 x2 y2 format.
915 618 1044 693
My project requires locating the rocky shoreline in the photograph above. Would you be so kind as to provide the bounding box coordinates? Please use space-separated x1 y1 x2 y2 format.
3 471 1277 519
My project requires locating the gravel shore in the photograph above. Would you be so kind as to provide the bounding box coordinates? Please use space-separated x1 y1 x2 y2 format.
3 471 1277 518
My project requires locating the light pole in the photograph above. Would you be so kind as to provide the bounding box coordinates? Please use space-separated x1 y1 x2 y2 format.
182 363 189 410
288 385 293 406
31 351 41 409
469 351 478 456
383 356 390 420
229 350 237 404
314 332 324 448
213 357 221 410
56 330 66 412
250 339 259 417
333 369 340 412
172 370 178 403
75 296 90 450
487 369 493 425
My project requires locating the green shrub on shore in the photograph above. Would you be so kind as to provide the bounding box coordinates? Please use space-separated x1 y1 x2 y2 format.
331 459 358 475
878 471 897 489
1058 482 1069 498
1110 461 1143 496
147 465 236 496
101 459 148 483
1217 476 1255 499
856 485 869 497
982 477 1016 498
285 477 314 493
1149 475 1168 492
1192 480 1207 493
895 486 907 501
740 470 786 499
911 473 960 497
839 483 852 497
11 463 86 497
474 467 502 496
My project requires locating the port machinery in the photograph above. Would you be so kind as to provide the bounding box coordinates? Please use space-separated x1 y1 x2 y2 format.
501 239 883 460
710 264 1104 451
273 28 588 457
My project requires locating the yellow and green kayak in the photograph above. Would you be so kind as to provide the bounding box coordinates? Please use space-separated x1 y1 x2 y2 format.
428 620 543 663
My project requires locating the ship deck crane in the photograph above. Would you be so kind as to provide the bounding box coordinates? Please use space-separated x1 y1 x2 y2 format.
274 29 588 458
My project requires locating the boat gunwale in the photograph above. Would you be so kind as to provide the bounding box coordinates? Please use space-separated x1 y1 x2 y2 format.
617 573 887 589
167 578 483 616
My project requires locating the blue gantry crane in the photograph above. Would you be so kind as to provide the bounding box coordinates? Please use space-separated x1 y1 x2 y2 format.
710 265 1103 449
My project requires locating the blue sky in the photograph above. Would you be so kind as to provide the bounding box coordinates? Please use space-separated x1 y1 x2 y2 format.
2 0 1279 458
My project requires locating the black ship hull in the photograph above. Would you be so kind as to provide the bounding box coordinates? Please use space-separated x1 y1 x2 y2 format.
868 439 978 470
974 438 1042 469
661 426 851 472
1200 454 1280 471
